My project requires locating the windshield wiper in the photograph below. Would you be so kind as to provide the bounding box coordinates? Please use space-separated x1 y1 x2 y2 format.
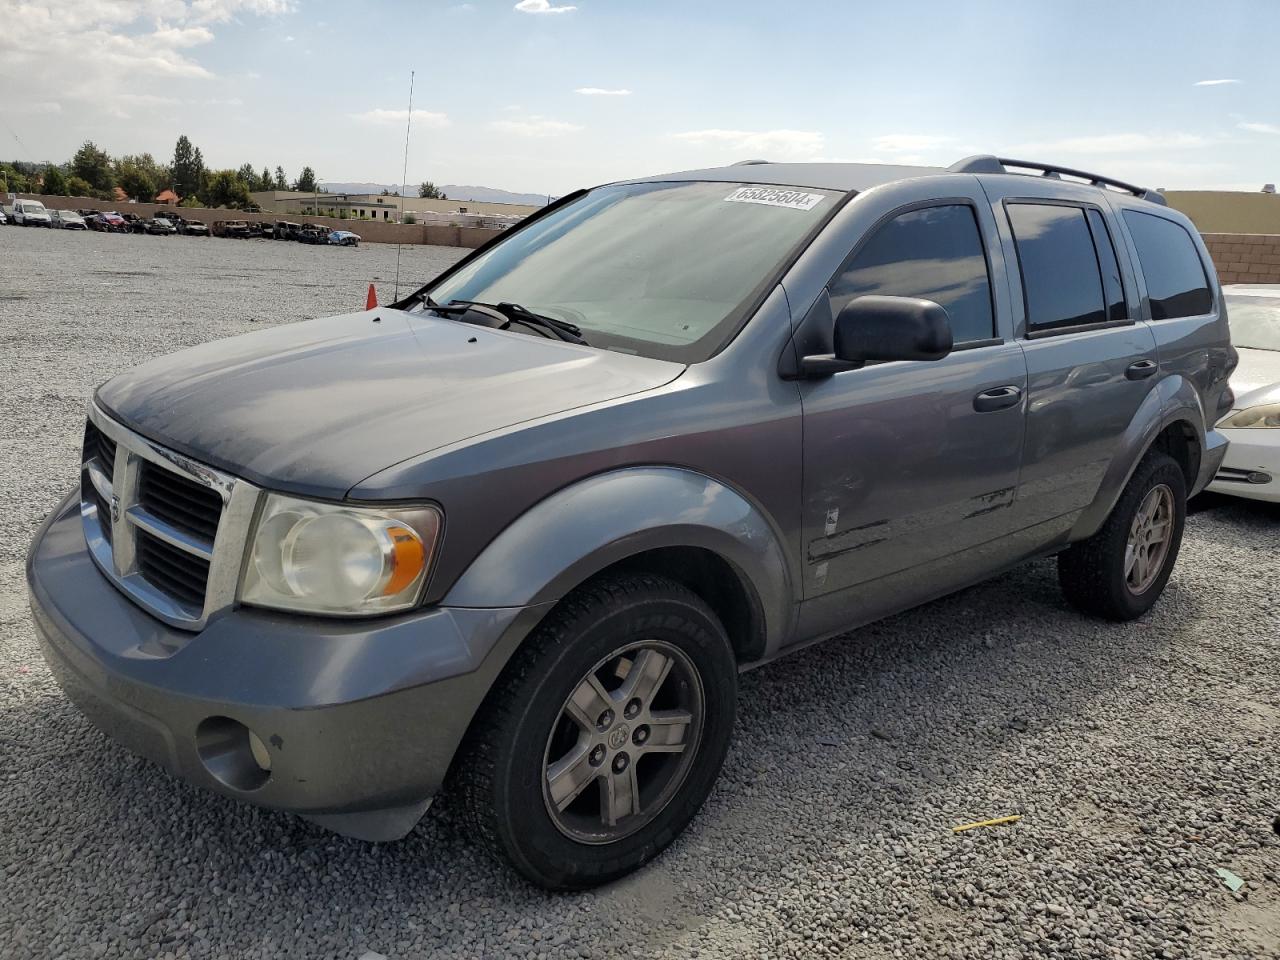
429 299 588 344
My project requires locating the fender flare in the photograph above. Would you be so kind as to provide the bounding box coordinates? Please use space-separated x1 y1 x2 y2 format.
1070 375 1206 540
443 466 795 658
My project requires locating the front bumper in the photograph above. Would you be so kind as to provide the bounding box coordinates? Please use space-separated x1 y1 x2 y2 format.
27 491 547 840
1206 427 1280 503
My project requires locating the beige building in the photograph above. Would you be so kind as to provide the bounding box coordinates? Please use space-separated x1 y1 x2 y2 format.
248 190 541 223
1162 189 1280 234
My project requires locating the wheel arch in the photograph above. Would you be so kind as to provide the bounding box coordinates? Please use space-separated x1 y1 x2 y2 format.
442 466 794 664
1070 377 1205 541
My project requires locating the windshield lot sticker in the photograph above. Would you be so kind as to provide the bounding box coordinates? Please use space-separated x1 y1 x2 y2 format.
725 187 826 211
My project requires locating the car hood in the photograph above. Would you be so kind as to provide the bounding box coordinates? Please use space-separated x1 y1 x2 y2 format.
97 308 685 498
1230 346 1280 409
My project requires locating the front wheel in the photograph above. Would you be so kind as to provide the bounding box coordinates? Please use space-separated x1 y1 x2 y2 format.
1058 451 1187 620
454 574 737 889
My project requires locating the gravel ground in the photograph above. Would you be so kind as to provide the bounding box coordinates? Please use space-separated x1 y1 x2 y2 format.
1 226 1278 960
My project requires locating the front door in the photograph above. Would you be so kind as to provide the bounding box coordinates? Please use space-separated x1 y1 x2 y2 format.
796 191 1028 632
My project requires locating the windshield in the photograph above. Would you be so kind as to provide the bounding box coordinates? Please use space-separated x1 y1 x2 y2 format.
23 202 46 213
1225 295 1280 351
422 181 840 362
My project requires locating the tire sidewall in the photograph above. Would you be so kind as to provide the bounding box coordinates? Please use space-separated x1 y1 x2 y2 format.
1108 457 1187 618
491 588 737 889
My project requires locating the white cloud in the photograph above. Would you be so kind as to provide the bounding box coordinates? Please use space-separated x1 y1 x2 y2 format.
670 128 825 160
871 134 955 154
514 0 576 12
4 101 62 116
283 34 295 41
1193 78 1240 86
491 116 583 136
575 87 631 96
0 0 292 118
353 108 450 128
1238 121 1280 135
1010 132 1215 154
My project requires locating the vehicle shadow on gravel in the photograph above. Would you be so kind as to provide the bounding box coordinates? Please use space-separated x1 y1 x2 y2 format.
14 541 1272 960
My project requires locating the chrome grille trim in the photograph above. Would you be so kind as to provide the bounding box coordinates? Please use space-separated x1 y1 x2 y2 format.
82 403 261 630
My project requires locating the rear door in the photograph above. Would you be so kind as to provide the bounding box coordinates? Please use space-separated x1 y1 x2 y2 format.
981 181 1160 534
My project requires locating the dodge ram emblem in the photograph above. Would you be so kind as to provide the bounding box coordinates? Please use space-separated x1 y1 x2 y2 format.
607 724 630 750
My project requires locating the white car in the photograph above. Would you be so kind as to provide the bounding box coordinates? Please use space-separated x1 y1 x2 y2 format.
12 198 52 227
1208 284 1280 502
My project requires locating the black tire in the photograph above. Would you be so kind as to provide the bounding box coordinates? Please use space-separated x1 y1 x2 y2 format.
453 573 737 890
1058 451 1187 620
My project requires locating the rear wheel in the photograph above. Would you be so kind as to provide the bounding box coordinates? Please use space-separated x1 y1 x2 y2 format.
454 574 737 889
1058 451 1186 620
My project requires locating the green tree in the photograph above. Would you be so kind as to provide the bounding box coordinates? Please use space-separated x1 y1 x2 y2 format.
65 175 92 197
171 135 204 199
116 160 156 202
294 166 317 192
41 165 67 195
273 165 287 190
71 141 114 192
1 164 30 193
418 181 443 199
236 162 256 187
258 167 270 191
200 169 251 209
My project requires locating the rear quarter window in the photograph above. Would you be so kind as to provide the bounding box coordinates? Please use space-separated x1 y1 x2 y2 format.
1122 211 1213 320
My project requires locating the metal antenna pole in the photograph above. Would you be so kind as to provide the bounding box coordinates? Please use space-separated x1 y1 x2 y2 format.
394 70 415 301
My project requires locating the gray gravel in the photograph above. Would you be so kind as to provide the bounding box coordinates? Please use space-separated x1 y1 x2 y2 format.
2 226 1278 960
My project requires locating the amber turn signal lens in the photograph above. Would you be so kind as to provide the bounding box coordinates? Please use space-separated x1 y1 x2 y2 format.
382 525 426 596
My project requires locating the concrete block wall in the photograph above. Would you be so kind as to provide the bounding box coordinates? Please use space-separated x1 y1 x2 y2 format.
1201 233 1280 285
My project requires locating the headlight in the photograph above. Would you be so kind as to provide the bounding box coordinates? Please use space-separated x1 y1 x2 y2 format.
241 493 441 615
1219 403 1280 429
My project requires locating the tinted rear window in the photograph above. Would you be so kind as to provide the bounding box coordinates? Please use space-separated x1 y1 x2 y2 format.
1122 211 1213 320
1007 203 1106 331
830 204 994 343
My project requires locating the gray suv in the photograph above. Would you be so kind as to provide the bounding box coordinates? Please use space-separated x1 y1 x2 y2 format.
26 156 1235 889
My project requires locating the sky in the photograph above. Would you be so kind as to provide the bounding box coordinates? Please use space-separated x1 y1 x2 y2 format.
1 0 1278 197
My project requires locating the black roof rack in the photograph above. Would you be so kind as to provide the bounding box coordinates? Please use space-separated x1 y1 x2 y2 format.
948 155 1167 206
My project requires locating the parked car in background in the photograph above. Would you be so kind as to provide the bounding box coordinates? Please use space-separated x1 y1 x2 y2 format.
179 218 209 237
151 215 179 235
0 208 10 225
260 222 275 239
26 157 1234 890
1206 284 1280 502
274 221 301 240
138 217 174 236
246 221 264 238
97 212 128 233
328 230 361 247
298 224 330 244
212 220 250 238
50 210 87 230
120 213 145 232
12 199 52 226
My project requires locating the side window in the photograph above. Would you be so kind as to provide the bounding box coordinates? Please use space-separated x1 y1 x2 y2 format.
1122 210 1213 320
1086 209 1127 323
829 204 995 343
1007 203 1106 332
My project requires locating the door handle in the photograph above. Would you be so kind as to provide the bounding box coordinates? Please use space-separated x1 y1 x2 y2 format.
1126 358 1158 380
973 385 1023 412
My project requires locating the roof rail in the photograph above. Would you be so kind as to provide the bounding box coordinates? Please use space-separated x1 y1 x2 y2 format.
731 159 770 166
948 155 1167 206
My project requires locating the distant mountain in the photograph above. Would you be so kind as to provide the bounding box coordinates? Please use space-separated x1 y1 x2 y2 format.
319 182 553 206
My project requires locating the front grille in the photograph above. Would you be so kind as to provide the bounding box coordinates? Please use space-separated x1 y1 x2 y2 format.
136 530 211 609
138 461 221 541
79 409 249 629
83 420 117 470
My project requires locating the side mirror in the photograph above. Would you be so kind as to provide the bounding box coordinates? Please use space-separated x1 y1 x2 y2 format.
834 295 953 364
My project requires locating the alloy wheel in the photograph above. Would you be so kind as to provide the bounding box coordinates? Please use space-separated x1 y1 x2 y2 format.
542 640 704 845
1125 483 1174 594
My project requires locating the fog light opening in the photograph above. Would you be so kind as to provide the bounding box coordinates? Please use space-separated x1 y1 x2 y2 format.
1245 471 1273 485
196 716 272 792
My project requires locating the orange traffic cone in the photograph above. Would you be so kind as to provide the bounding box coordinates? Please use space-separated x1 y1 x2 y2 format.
365 283 378 310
